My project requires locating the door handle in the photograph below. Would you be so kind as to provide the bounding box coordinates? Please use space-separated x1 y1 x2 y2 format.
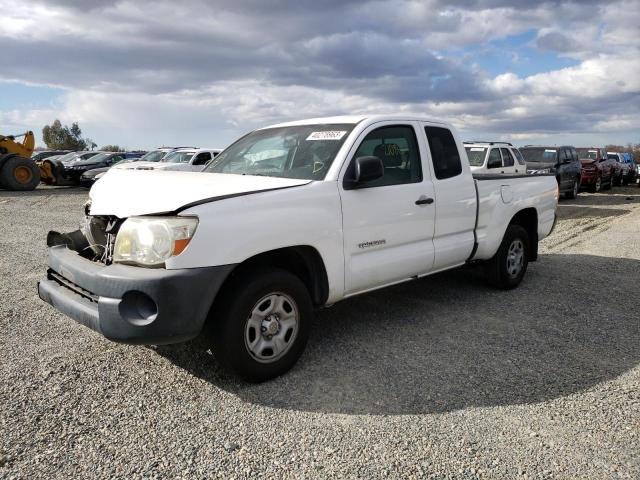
415 197 434 205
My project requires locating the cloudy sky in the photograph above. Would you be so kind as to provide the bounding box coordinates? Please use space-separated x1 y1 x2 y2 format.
1 0 638 150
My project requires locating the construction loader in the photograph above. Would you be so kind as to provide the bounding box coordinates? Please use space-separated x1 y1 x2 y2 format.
0 131 41 190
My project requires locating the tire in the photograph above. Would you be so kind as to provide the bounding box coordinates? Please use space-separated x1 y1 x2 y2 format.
589 175 601 193
485 224 530 290
209 268 313 382
0 156 40 191
604 174 613 190
566 179 579 199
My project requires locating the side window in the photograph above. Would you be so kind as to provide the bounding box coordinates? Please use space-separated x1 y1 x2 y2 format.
500 148 514 167
571 148 578 162
193 152 212 165
513 148 526 165
350 125 422 187
487 148 502 169
424 126 462 179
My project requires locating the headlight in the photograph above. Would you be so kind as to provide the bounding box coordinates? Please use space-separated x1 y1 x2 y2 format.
113 216 198 267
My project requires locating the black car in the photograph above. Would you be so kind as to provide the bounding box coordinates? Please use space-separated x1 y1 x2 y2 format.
65 152 127 185
31 150 70 161
520 145 582 199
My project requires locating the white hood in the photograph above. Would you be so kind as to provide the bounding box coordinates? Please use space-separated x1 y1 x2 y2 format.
89 168 310 217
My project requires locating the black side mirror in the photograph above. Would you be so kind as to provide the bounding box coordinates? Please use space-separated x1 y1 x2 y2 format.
344 156 384 189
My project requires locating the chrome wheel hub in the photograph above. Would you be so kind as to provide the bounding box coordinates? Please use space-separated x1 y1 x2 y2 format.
245 292 299 364
506 239 525 278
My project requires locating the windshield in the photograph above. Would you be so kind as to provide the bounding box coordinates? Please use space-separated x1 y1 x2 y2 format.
138 150 167 162
576 148 599 160
84 152 109 163
464 147 487 167
607 153 619 161
162 151 195 163
204 124 355 180
57 152 81 162
521 148 557 163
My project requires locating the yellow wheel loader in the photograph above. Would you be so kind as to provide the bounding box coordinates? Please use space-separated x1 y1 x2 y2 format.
0 131 41 191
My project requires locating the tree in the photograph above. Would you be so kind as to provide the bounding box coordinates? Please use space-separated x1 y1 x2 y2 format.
41 119 90 150
100 145 125 152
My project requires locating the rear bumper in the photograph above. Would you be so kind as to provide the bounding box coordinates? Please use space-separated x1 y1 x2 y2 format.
38 246 234 345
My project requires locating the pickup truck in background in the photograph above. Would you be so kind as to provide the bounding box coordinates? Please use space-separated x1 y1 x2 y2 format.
521 145 582 199
463 141 527 174
38 115 558 382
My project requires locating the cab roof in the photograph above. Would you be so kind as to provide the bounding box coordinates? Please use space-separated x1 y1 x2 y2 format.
263 115 451 129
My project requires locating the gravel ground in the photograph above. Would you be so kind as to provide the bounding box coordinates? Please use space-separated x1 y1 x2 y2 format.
1 185 639 479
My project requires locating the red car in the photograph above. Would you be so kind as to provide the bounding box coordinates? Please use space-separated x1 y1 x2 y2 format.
576 147 614 192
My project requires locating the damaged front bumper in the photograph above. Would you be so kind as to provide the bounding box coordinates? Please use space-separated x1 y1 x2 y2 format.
38 245 234 345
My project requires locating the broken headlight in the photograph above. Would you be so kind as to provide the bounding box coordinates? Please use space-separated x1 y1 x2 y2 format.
113 216 198 267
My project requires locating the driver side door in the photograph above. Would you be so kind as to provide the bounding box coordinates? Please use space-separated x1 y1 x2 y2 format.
339 122 436 295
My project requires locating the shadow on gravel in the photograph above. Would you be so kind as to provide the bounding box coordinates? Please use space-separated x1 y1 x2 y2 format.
567 190 640 207
156 253 640 415
0 187 87 198
556 205 630 220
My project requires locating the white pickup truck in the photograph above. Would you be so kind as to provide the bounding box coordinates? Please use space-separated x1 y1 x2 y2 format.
39 115 558 381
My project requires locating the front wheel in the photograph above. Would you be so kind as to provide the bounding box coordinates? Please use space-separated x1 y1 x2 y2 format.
209 268 313 382
566 179 579 199
485 224 530 290
0 156 40 191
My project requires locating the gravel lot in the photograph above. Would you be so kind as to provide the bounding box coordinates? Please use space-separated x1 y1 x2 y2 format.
1 185 639 479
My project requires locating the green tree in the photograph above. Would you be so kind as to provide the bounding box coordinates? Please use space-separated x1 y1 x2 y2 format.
100 145 125 152
42 119 89 150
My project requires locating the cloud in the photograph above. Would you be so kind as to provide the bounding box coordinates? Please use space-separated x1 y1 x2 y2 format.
0 0 638 147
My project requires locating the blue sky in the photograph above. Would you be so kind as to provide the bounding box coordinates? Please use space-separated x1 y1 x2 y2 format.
1 0 638 150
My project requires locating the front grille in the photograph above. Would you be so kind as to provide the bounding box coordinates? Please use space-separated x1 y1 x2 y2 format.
47 269 99 303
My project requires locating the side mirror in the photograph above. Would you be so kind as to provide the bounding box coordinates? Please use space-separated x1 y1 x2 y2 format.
345 156 384 189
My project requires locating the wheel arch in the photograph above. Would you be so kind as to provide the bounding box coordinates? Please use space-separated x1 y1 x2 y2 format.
508 208 539 261
219 245 330 307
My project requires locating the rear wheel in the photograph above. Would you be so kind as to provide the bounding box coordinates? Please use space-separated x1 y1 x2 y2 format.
485 224 530 290
589 175 601 193
209 268 313 382
0 155 40 191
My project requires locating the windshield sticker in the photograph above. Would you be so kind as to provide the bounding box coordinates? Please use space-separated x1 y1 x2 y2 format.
545 149 557 153
306 131 347 141
470 147 485 151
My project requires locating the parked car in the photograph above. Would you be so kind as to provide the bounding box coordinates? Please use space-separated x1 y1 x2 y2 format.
31 150 70 161
520 145 582 198
39 115 558 382
112 148 179 170
123 151 147 160
575 147 614 192
463 142 527 174
120 148 222 172
608 152 632 185
69 152 128 187
55 151 103 166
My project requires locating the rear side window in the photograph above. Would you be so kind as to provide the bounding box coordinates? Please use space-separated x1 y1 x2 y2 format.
570 148 578 162
193 151 212 165
500 148 514 167
513 148 526 165
424 126 462 179
351 125 422 187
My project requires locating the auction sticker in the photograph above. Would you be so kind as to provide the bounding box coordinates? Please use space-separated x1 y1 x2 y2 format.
306 131 347 141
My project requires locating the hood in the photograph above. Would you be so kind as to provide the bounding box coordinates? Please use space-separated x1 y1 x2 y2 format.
580 158 597 165
113 161 158 170
89 169 311 217
526 161 555 170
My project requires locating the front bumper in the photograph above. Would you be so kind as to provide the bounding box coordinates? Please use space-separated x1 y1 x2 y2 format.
38 246 234 345
580 170 598 184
